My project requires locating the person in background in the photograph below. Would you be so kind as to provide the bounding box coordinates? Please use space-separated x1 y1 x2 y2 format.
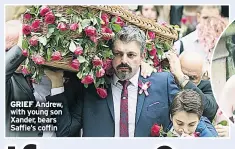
136 5 159 21
174 6 227 79
166 50 218 122
170 89 218 137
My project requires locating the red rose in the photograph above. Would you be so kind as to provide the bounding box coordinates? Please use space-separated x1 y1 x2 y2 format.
101 27 113 40
22 24 32 35
70 23 79 31
149 46 157 56
45 12 55 24
51 51 62 61
40 6 50 17
89 36 98 43
21 66 30 75
148 31 156 40
103 58 112 70
181 17 187 24
24 13 32 20
101 13 109 26
193 132 200 137
29 36 39 46
115 16 125 27
81 75 94 85
84 26 97 37
31 19 41 31
157 66 163 72
70 59 80 70
96 88 108 99
57 22 67 31
74 46 83 55
153 57 159 67
92 56 103 67
96 68 105 78
151 124 161 137
22 50 28 57
32 54 45 65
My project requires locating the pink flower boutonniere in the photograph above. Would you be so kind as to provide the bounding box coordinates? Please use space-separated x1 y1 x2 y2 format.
138 81 151 96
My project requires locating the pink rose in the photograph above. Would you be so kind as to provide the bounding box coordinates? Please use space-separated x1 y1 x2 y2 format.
31 19 41 31
101 13 109 26
70 23 79 31
32 54 45 65
84 26 97 37
21 66 30 75
51 51 62 61
40 6 50 17
45 11 55 24
114 16 125 27
149 46 157 56
96 88 108 98
148 31 156 40
89 36 98 43
57 22 67 31
24 13 32 20
22 50 28 57
22 24 32 35
92 57 103 67
103 58 112 70
70 59 80 70
81 75 94 85
150 123 161 137
101 27 113 40
74 46 83 55
96 68 105 78
29 36 39 46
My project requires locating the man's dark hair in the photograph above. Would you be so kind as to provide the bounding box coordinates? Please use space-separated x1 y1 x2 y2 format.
170 89 203 118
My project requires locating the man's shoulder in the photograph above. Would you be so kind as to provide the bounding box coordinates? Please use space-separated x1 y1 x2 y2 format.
148 72 173 81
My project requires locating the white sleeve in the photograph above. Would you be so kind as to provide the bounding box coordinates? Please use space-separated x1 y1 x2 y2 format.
51 87 64 96
173 40 181 55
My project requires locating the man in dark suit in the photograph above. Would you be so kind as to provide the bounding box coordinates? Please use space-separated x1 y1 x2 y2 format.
45 25 179 137
5 20 39 137
166 50 218 122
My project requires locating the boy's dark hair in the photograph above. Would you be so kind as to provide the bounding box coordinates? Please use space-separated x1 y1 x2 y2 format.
170 89 203 118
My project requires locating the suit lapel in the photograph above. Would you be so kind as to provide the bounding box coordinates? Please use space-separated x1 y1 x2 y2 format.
135 75 147 125
106 83 115 121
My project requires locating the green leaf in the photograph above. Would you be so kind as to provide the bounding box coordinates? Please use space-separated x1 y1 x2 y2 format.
92 18 98 26
78 24 83 33
55 13 62 17
59 17 69 24
102 44 109 48
84 84 88 88
81 19 91 29
112 24 121 33
38 36 47 46
218 120 228 126
47 28 55 38
77 56 86 63
22 39 29 50
163 42 171 51
77 71 83 79
46 47 52 61
72 15 79 23
69 40 76 52
66 8 73 15
29 7 36 14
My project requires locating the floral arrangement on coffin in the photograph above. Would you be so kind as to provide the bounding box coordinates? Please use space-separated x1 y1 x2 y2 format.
21 5 177 98
151 124 200 137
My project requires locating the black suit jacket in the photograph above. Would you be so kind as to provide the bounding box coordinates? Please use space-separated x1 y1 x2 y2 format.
5 46 39 137
184 80 218 122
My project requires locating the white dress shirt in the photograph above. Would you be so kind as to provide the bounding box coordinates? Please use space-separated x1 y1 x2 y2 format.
112 68 139 137
51 69 140 137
